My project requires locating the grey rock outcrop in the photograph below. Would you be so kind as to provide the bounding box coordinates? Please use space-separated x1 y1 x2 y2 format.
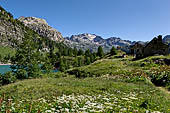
0 6 24 46
18 17 63 41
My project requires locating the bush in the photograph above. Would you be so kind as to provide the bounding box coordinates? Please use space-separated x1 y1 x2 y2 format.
110 46 117 55
0 72 16 85
123 69 149 83
148 66 170 87
67 69 93 78
42 72 67 78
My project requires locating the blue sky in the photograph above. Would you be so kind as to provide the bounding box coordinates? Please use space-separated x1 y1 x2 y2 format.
1 0 170 41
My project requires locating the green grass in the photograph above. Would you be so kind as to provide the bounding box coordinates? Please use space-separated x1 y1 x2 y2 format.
67 55 170 77
0 46 15 59
0 77 170 112
0 55 170 112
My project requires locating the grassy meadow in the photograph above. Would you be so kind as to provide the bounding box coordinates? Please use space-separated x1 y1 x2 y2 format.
0 55 170 112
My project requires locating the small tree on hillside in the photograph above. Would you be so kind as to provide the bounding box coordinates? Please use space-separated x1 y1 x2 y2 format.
97 46 104 58
73 47 78 56
11 30 42 79
78 49 84 56
110 46 117 55
85 49 91 57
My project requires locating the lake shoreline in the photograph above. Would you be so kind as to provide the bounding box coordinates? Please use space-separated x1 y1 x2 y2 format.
0 63 12 65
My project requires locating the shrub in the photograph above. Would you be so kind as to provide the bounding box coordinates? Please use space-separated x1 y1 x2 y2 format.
0 72 16 85
148 66 170 87
67 69 93 78
124 69 149 83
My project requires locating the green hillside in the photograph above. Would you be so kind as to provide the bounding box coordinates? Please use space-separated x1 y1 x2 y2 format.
0 55 170 112
0 5 170 113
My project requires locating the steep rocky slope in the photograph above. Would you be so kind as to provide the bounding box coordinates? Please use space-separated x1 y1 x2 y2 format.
0 6 64 48
18 17 63 41
0 6 25 46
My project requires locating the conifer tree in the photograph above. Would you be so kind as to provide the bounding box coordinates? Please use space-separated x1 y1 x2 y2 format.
85 49 91 57
59 58 65 72
110 46 117 55
85 56 91 65
97 46 104 58
78 49 84 56
78 57 83 66
73 47 78 56
11 30 42 79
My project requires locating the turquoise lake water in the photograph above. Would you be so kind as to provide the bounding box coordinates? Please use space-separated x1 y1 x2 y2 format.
0 65 12 74
0 65 58 74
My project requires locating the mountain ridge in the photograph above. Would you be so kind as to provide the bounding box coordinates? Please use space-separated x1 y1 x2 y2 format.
18 16 63 42
64 33 135 52
0 6 169 53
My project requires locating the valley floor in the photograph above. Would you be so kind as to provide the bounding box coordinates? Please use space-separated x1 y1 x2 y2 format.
0 55 170 112
0 77 170 112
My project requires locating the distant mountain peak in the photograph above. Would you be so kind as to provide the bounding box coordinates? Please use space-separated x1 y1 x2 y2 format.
64 33 133 52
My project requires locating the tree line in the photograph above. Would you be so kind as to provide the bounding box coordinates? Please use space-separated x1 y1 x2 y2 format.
0 28 117 85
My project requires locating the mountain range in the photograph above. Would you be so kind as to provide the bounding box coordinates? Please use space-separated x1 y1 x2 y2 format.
0 6 170 52
64 33 135 52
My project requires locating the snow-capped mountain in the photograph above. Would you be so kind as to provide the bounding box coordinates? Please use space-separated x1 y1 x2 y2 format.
64 33 133 52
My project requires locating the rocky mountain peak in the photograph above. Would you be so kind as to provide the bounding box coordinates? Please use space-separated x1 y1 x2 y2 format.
18 16 63 41
18 17 48 25
64 33 134 52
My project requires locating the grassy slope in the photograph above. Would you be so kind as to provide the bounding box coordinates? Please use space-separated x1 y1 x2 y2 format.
68 55 170 76
0 77 170 112
0 55 170 112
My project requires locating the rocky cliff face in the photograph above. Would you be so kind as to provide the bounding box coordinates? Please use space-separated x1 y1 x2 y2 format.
0 6 25 46
64 33 133 52
0 6 64 47
18 17 63 41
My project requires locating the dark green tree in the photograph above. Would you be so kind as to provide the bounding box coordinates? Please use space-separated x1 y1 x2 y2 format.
78 49 84 56
85 49 91 57
85 56 91 65
74 57 78 66
110 46 117 55
11 30 42 79
73 47 78 56
41 55 53 73
97 46 104 58
68 48 73 56
78 57 83 66
59 58 66 72
63 49 68 56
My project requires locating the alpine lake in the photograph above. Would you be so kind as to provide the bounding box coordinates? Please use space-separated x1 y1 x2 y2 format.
0 65 58 74
0 65 12 74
